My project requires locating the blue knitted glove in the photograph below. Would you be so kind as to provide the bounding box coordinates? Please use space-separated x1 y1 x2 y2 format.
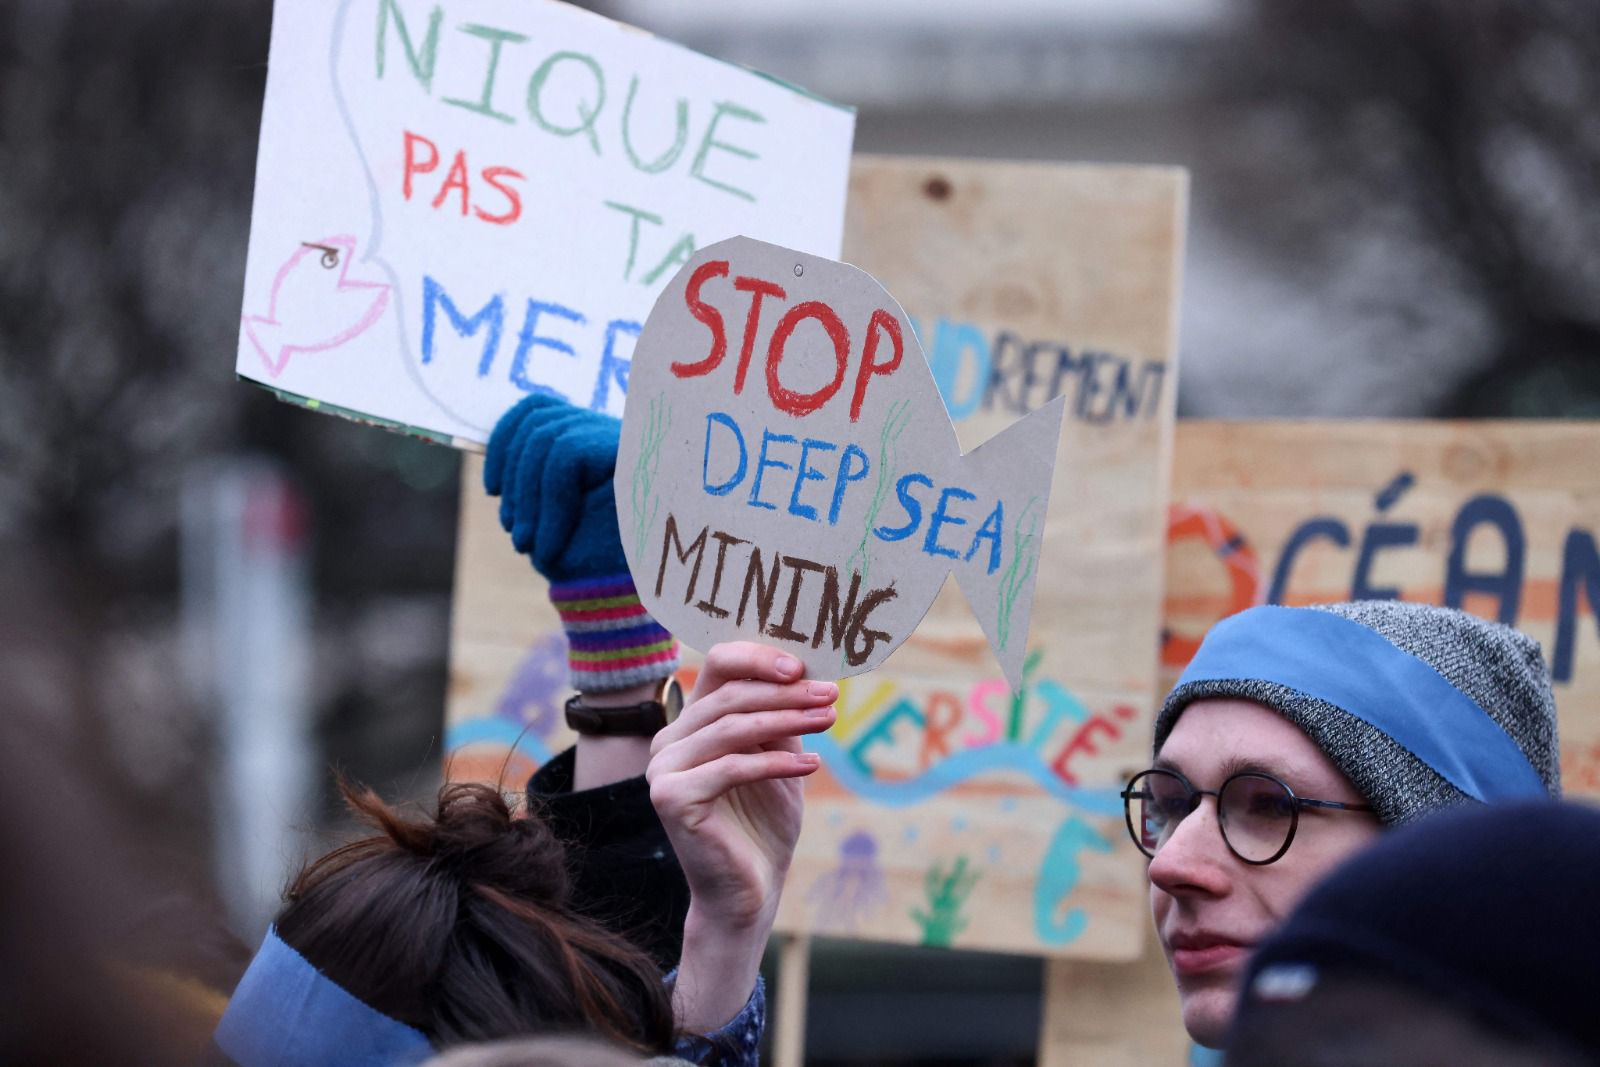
485 394 630 583
484 395 678 692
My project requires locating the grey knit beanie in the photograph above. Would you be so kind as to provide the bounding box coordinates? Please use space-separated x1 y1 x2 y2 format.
1153 601 1561 826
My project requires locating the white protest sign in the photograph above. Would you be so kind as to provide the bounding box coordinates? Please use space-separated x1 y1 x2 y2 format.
237 0 855 445
616 237 1067 688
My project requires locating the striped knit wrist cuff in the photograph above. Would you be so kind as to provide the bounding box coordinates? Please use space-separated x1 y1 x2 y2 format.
550 574 681 693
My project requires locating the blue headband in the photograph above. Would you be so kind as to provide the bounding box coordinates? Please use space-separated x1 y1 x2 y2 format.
1176 606 1545 802
214 927 432 1067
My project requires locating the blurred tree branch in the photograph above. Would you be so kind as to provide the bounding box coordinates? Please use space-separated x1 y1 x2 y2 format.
1212 0 1600 413
0 0 458 839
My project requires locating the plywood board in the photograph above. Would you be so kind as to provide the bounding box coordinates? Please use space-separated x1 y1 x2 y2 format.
1039 944 1189 1067
1159 420 1600 784
773 158 1183 956
446 155 1187 959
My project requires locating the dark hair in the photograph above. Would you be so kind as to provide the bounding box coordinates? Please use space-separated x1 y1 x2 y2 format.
274 780 675 1053
423 1035 643 1067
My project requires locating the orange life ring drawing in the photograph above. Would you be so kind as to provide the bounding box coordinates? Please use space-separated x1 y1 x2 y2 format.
1163 503 1262 668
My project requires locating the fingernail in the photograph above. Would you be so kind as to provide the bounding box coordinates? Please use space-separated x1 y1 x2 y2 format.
808 681 837 699
795 752 821 767
805 703 836 719
776 655 802 676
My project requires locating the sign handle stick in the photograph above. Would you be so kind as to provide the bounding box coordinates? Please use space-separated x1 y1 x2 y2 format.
1038 949 1192 1066
773 933 812 1067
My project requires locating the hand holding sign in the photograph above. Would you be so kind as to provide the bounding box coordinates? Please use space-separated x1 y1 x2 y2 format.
648 641 837 1035
617 237 1066 689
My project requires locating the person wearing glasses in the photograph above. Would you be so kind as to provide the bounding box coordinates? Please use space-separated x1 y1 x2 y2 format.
1120 600 1561 1050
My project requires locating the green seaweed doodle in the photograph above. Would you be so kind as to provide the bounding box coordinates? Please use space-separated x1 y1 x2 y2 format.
631 396 671 563
840 396 913 672
995 494 1042 652
1006 647 1046 742
847 396 913 590
911 854 981 948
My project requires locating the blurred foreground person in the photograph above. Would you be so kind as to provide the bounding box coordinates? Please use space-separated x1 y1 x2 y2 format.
213 641 833 1066
1125 601 1561 1048
0 714 248 1063
1226 800 1600 1067
0 556 250 1064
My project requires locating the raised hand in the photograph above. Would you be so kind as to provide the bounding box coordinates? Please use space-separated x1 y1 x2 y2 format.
647 642 837 1032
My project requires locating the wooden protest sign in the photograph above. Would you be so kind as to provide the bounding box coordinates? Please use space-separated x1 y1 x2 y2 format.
769 160 1184 956
236 0 853 445
447 156 1187 958
1043 418 1600 1066
616 236 1066 687
1159 419 1600 796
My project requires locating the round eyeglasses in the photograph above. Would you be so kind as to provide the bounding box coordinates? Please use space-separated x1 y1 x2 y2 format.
1121 768 1376 865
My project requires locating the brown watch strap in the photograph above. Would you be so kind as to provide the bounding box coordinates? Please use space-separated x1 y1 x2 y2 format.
563 694 668 737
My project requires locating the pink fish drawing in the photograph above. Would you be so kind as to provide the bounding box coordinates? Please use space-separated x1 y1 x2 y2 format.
242 234 390 378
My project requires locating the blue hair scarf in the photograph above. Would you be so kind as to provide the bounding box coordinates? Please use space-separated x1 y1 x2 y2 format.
214 928 432 1067
1176 606 1545 802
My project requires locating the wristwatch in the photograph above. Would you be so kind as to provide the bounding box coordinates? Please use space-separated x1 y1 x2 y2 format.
564 675 684 737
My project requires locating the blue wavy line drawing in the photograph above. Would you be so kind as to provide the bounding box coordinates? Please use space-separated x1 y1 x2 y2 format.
805 733 1122 815
445 719 555 766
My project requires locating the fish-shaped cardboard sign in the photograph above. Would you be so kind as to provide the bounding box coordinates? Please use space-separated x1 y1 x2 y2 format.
616 236 1066 689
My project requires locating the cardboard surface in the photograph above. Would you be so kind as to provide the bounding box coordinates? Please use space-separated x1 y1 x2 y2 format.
616 236 1065 686
447 156 1187 958
237 0 853 445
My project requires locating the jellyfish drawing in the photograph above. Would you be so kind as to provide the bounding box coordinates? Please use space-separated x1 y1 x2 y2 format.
806 830 889 933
